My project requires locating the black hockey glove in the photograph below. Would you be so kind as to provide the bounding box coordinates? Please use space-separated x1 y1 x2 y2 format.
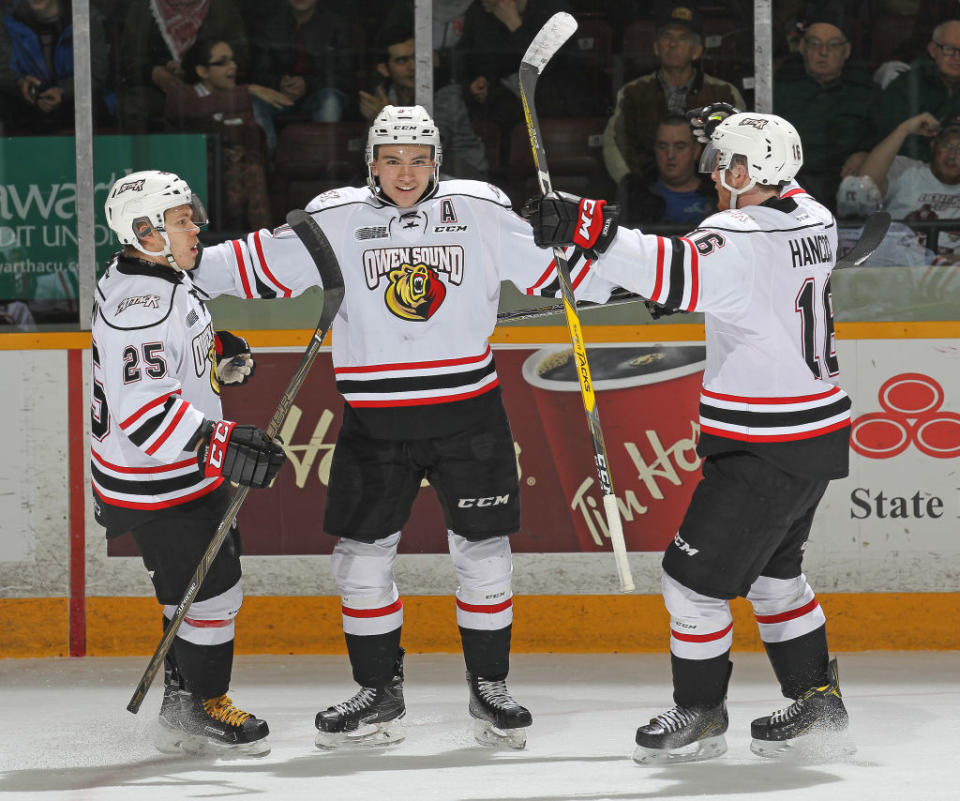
520 191 620 259
196 420 286 488
644 300 682 320
686 101 740 144
215 330 254 385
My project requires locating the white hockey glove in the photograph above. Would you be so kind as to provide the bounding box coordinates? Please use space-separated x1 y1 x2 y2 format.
215 330 254 385
686 102 740 144
194 420 286 488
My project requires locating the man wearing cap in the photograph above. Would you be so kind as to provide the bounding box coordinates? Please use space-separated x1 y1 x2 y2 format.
774 15 878 212
858 110 960 260
603 4 744 183
872 20 960 161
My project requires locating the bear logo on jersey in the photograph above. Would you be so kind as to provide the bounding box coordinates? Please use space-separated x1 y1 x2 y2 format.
384 262 446 321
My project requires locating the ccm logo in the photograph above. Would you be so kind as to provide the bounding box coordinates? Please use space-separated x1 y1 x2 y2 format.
207 421 232 469
578 199 597 241
457 495 510 508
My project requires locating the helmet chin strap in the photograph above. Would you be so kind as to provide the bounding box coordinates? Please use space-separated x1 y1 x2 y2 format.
132 230 183 270
720 168 755 210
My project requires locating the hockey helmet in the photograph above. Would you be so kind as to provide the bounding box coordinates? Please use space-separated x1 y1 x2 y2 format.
699 113 803 204
104 170 208 247
365 105 442 202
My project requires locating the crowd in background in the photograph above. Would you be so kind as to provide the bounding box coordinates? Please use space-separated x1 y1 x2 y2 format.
1 0 960 253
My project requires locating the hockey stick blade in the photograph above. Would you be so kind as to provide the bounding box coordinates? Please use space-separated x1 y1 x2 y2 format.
520 11 577 74
126 212 345 714
835 211 891 270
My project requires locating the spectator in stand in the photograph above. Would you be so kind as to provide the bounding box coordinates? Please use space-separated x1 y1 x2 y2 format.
117 0 249 132
250 0 357 159
0 0 109 133
857 110 960 261
381 0 475 87
871 19 960 161
618 114 716 226
359 25 488 180
164 39 278 230
773 11 877 212
454 0 596 133
603 3 745 184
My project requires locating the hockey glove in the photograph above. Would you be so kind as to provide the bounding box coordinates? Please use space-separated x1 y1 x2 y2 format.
644 300 682 320
521 191 620 259
215 330 254 385
686 102 740 143
195 420 286 488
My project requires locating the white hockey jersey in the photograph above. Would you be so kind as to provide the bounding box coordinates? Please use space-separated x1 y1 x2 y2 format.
193 180 602 439
585 185 851 478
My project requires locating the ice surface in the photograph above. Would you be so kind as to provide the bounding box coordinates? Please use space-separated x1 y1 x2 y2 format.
0 651 957 800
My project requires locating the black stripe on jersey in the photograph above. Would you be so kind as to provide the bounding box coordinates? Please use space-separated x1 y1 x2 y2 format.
665 238 686 309
336 360 496 396
700 395 852 429
127 397 179 445
91 462 203 495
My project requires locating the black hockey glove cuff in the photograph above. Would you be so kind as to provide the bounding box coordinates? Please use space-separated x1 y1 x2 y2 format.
521 191 619 259
196 420 286 488
215 330 254 385
644 300 682 320
686 101 740 143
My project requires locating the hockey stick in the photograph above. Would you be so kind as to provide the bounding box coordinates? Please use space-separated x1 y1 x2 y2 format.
519 12 633 593
499 211 894 324
126 210 345 713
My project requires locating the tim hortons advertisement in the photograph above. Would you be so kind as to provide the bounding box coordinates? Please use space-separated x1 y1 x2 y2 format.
109 343 708 557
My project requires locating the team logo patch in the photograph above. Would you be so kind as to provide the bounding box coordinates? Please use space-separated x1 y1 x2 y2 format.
114 178 145 194
116 294 160 314
363 245 464 288
355 226 389 240
384 262 446 321
738 117 769 130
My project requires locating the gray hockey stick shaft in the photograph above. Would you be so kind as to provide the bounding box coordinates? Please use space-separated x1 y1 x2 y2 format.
127 210 345 713
520 12 633 592
499 211 894 324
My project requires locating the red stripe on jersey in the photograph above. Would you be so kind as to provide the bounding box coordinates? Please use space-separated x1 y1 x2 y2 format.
145 401 188 455
341 598 403 618
652 236 665 302
699 418 851 442
671 621 733 643
456 598 513 614
346 379 500 407
335 347 492 375
92 478 224 509
183 616 233 628
681 237 699 311
254 230 292 298
754 598 820 624
526 258 557 295
91 448 197 474
701 385 842 404
232 239 253 298
571 259 592 290
781 187 809 199
120 389 182 430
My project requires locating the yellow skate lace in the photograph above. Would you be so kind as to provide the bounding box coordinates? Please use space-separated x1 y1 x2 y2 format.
202 695 252 727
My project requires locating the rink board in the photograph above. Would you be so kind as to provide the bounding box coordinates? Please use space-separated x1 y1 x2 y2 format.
1 322 960 656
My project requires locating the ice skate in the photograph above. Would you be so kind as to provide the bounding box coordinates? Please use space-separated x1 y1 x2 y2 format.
156 688 270 758
633 701 728 764
750 658 855 760
467 672 532 750
315 651 406 750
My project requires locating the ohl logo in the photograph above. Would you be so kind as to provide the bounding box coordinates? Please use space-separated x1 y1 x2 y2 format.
850 372 960 459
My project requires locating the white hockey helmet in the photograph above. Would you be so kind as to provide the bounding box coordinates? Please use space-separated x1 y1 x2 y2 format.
700 113 803 205
104 170 207 247
365 105 442 202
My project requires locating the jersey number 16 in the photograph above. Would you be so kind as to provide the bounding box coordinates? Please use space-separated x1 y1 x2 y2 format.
796 277 839 380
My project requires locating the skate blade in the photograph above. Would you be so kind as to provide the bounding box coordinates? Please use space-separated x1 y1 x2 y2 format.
751 729 856 762
154 725 271 759
633 734 727 765
472 719 527 750
315 720 405 751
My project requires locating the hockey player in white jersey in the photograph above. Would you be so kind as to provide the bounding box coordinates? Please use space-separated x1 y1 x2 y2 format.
94 171 288 756
522 108 854 762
